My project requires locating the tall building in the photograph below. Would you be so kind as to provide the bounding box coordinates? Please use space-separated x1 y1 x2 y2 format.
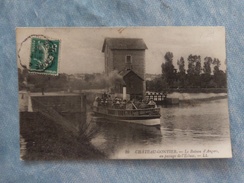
102 38 147 99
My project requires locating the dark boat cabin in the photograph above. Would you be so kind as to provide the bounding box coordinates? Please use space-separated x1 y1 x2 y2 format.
119 69 144 100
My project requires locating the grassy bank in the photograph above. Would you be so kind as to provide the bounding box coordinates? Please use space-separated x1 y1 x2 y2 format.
20 112 106 160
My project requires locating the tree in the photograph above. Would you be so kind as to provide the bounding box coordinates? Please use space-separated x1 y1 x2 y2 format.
195 56 201 75
177 57 185 74
201 57 213 88
146 76 167 92
177 57 186 87
49 74 68 89
161 52 175 88
212 58 226 87
203 57 212 75
187 54 194 75
187 55 201 87
212 58 221 75
84 74 95 82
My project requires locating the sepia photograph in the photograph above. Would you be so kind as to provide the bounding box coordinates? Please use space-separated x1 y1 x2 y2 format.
17 27 232 160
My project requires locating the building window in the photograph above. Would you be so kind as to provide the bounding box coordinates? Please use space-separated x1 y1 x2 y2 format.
125 55 132 64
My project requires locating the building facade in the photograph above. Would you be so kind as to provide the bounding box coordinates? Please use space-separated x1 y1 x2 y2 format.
102 38 147 98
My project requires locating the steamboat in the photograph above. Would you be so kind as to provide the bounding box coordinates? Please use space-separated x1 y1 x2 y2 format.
92 94 161 126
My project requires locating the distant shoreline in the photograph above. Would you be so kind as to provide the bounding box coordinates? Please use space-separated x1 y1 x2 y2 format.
162 88 227 94
20 87 227 94
180 95 227 103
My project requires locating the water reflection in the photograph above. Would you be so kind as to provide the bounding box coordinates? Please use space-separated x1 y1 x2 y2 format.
90 116 162 155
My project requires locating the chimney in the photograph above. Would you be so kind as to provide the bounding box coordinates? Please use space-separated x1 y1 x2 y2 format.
123 86 126 100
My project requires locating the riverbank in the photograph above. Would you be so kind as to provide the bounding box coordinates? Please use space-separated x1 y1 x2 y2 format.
179 95 228 105
166 92 227 101
167 88 227 93
20 112 106 160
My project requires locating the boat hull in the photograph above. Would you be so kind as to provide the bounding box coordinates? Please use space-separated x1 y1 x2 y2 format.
92 106 161 126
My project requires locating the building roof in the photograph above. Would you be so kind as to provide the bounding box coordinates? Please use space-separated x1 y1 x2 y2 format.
102 38 147 52
119 69 144 81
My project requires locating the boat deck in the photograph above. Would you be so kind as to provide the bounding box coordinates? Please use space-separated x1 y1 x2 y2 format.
93 106 161 120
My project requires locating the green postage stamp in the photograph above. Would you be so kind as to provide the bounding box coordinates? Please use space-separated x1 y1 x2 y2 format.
29 37 60 75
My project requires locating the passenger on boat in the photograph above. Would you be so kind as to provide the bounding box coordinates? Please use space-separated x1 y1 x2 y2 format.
93 97 99 107
107 97 112 107
100 99 104 106
102 92 108 99
95 97 101 106
114 98 121 109
139 100 148 109
104 99 108 106
148 99 157 108
120 100 126 109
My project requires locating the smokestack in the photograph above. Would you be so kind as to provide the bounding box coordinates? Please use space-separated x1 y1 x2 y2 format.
123 86 126 100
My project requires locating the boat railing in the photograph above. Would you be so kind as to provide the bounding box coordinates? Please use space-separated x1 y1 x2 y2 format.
94 106 160 116
146 93 166 101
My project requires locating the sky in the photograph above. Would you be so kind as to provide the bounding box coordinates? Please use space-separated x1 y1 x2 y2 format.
16 27 226 74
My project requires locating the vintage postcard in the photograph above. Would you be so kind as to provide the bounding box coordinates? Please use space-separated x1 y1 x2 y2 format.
17 27 232 160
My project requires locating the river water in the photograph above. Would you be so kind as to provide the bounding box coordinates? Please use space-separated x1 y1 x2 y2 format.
90 95 232 159
19 93 232 159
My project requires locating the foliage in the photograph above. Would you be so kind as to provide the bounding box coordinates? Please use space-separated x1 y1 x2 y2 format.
203 57 212 75
146 53 227 92
161 52 176 88
177 57 186 87
146 77 167 92
18 51 227 94
187 55 201 75
18 69 123 92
